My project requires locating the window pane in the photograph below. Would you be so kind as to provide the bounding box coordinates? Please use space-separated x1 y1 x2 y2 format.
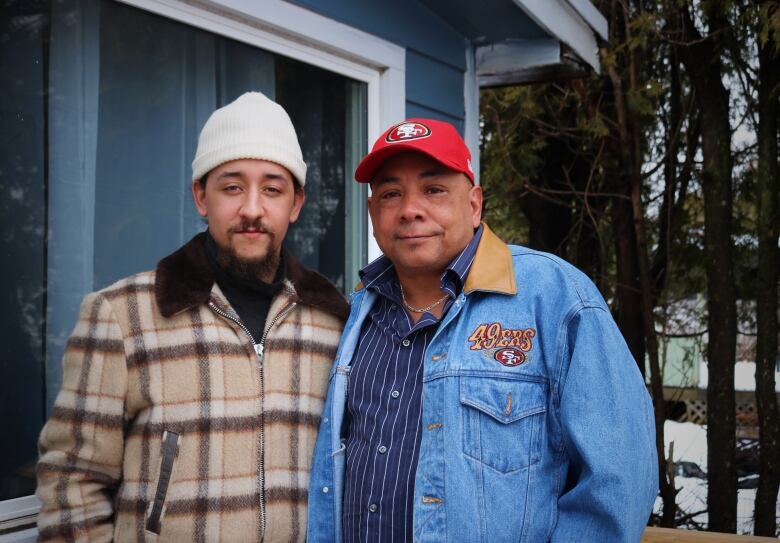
0 1 48 502
0 0 367 505
278 56 347 291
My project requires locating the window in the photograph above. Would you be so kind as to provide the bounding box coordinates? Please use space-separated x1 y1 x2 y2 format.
0 0 374 511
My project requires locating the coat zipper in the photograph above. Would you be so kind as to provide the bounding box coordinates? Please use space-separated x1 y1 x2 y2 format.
208 295 298 541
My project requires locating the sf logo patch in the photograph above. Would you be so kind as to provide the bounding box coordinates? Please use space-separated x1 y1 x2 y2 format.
386 121 431 142
495 348 525 367
467 323 536 367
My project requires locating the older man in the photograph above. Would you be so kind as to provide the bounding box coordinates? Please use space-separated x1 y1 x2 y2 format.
36 92 348 542
307 119 657 542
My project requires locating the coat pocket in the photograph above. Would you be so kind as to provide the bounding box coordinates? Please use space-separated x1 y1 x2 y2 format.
145 430 181 535
460 377 546 473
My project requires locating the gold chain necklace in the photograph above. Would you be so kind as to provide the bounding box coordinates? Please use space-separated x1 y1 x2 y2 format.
399 283 449 314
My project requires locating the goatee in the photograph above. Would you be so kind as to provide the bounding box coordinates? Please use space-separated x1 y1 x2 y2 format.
214 220 280 282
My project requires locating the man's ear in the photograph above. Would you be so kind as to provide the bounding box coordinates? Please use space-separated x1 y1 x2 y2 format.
289 187 306 224
367 194 378 229
192 180 208 217
468 183 483 228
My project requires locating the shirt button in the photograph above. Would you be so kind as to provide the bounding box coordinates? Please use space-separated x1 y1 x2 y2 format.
378 445 388 454
322 486 329 493
390 390 400 399
402 339 411 347
369 503 378 513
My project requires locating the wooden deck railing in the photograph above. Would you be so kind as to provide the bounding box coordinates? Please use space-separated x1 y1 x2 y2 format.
643 527 779 541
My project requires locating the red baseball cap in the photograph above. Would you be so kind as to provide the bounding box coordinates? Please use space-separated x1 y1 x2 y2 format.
354 118 474 183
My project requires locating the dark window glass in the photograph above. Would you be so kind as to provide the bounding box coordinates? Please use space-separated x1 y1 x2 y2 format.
0 1 48 502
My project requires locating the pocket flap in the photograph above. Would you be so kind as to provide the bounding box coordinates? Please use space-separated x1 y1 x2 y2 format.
459 378 546 424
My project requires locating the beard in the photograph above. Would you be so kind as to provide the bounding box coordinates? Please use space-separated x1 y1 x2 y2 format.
213 219 280 282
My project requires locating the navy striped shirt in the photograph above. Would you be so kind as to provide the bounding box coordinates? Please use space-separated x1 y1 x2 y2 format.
343 226 483 543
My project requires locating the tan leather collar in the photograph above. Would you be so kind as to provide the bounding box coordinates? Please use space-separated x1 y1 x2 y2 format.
463 222 516 295
354 222 516 296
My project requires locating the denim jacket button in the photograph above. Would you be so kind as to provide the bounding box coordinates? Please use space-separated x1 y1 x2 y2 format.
322 486 329 493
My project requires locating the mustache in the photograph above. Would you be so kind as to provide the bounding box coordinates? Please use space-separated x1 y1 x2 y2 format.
228 219 275 236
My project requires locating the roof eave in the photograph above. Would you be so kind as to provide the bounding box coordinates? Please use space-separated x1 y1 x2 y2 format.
510 0 607 73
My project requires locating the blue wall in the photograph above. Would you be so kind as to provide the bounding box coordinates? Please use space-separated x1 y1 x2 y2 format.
290 0 467 133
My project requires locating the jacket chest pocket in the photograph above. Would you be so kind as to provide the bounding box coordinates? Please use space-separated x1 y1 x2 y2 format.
460 377 546 473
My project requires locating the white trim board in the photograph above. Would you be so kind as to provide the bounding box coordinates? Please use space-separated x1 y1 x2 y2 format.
511 0 605 72
0 495 40 539
564 0 608 41
476 39 561 77
463 43 480 186
0 496 40 524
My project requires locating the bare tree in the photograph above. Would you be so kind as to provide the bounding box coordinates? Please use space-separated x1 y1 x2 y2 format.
753 1 780 535
666 1 739 532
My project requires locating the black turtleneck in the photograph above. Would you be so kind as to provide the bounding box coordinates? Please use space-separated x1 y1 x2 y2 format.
205 232 286 343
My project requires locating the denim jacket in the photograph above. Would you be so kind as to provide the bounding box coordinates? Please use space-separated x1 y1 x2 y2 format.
307 224 658 543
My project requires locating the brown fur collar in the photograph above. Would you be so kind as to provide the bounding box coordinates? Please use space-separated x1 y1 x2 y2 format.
155 232 349 321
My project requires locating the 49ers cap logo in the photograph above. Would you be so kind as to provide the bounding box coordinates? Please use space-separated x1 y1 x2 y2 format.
494 348 526 367
386 122 431 143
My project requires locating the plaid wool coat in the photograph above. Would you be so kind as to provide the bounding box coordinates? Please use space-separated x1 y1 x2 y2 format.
36 233 349 542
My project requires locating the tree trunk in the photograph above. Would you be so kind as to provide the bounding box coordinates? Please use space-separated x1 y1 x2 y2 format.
603 0 674 519
695 47 738 538
604 0 646 377
672 3 738 532
611 197 646 372
753 6 780 534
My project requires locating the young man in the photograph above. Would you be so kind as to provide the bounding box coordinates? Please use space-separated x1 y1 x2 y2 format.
307 119 658 542
36 92 349 542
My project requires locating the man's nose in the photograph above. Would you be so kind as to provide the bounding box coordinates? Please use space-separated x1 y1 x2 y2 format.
398 191 425 222
239 187 265 218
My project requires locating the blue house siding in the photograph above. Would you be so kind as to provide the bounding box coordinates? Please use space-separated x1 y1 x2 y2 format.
290 0 467 132
289 0 465 69
406 50 464 120
406 103 464 134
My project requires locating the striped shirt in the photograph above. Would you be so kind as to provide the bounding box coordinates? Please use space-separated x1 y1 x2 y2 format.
343 225 483 543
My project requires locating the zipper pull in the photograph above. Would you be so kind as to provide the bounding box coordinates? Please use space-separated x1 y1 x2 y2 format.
254 343 264 361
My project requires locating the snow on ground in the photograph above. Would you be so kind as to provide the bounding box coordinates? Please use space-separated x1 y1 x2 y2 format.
698 361 780 392
652 420 780 535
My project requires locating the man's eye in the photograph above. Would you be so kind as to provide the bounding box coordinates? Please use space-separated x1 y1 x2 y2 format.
224 185 241 193
380 191 400 200
426 186 445 194
265 186 281 194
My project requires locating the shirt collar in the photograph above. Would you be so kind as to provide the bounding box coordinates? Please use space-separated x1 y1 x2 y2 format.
359 224 484 297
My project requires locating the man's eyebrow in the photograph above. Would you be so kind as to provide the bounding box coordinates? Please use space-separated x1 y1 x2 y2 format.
373 175 400 186
263 172 287 181
215 171 287 181
216 171 242 180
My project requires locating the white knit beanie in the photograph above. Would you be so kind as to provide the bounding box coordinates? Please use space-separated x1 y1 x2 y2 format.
191 92 307 186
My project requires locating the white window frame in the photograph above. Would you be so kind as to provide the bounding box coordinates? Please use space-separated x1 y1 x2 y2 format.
1 0 404 530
